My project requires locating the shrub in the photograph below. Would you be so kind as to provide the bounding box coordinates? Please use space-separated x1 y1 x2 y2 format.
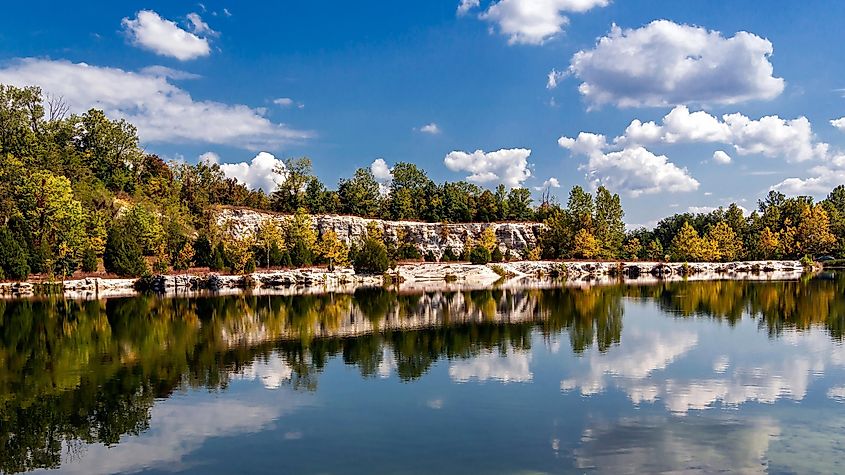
491 246 504 263
0 227 31 281
269 241 284 266
490 264 507 277
800 255 814 269
442 247 458 262
81 246 98 273
210 243 227 271
353 237 390 274
289 238 314 267
424 250 437 262
193 234 213 267
469 245 491 265
104 228 148 277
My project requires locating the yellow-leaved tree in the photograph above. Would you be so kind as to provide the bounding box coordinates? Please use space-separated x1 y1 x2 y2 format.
316 230 350 269
572 228 599 259
795 204 836 257
671 222 705 262
480 226 498 252
758 226 780 259
707 221 743 262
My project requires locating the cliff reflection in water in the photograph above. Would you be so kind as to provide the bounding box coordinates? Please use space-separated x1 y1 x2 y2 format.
2 274 845 473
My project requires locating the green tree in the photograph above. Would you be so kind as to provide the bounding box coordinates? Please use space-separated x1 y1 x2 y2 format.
505 187 533 221
353 237 390 274
285 208 317 267
338 167 381 217
387 162 432 220
271 157 313 213
0 226 30 280
469 245 491 264
593 186 625 259
103 227 148 277
15 169 86 273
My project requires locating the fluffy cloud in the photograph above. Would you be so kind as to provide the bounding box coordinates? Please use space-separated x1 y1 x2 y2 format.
712 150 732 164
122 10 212 60
444 148 532 187
569 20 784 107
418 122 441 134
370 158 393 181
771 160 845 195
534 177 561 190
199 151 220 165
831 117 845 131
615 106 829 163
0 58 311 149
216 152 285 193
273 97 294 107
474 0 610 45
559 132 699 196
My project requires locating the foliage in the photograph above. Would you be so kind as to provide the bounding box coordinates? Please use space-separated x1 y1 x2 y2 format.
706 221 743 262
491 246 504 263
353 237 390 274
103 227 147 277
315 230 350 268
0 226 30 280
468 245 491 265
81 245 98 273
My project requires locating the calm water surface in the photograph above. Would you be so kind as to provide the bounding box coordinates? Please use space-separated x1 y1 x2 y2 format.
2 275 845 474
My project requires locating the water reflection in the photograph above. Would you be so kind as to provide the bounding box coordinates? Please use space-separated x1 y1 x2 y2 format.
1 274 845 473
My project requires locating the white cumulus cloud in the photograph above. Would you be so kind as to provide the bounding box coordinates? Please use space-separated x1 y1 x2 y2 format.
122 10 212 61
831 117 845 131
217 152 285 193
615 106 829 163
569 20 784 107
712 150 732 164
535 177 561 190
559 132 699 197
370 158 393 181
476 0 610 45
0 58 312 149
444 148 532 187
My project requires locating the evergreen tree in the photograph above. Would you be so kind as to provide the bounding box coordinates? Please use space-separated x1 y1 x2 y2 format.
353 237 390 274
81 246 98 273
0 227 30 280
103 227 147 277
469 245 491 264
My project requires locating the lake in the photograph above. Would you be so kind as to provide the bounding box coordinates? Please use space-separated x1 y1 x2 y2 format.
2 274 845 474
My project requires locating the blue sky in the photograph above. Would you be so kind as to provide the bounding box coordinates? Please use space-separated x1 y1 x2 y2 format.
2 1 845 226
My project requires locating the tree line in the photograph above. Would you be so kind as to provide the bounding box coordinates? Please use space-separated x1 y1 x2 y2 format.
2 83 845 281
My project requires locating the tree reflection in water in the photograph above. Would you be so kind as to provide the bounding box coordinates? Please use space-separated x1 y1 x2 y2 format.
1 273 845 473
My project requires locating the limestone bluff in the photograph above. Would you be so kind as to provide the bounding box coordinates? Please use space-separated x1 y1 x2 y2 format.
215 206 543 259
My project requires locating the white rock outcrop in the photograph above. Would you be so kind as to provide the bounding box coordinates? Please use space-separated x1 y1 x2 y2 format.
215 207 542 259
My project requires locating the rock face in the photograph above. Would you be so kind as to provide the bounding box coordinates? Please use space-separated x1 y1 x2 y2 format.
215 207 542 258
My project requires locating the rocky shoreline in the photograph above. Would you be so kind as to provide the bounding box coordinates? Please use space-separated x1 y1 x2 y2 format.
0 260 807 299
